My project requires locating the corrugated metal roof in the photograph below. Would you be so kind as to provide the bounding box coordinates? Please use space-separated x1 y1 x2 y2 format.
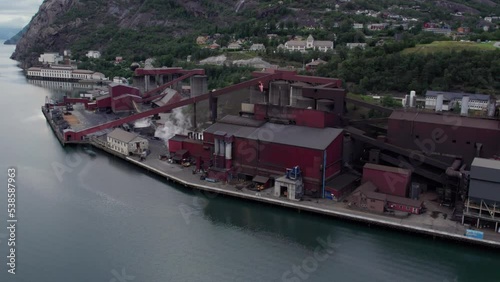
205 117 342 150
364 163 411 175
170 134 187 142
218 115 265 127
425 90 490 101
204 123 258 139
389 110 500 131
107 128 139 143
246 123 343 150
253 175 269 183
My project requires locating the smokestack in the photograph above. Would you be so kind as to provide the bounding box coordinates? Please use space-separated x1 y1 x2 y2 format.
461 96 469 116
409 90 416 108
488 100 496 118
435 94 444 112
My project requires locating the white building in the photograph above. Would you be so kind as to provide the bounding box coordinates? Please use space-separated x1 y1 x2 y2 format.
425 90 491 111
72 70 95 80
249 44 266 51
283 35 334 52
353 23 364 29
26 66 107 81
346 43 367 49
38 53 64 65
227 43 242 50
86 50 101 59
107 128 149 156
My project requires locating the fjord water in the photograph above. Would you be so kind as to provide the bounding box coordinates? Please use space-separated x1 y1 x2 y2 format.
0 42 498 282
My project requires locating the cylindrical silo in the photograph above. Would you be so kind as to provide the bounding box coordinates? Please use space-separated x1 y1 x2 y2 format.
290 82 309 107
436 94 444 112
316 99 335 112
461 96 469 116
269 81 290 106
295 96 315 109
488 101 496 117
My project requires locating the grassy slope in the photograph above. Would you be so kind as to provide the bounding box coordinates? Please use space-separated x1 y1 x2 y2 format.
402 41 499 54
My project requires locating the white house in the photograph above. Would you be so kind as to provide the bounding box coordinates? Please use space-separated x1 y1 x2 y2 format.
107 128 149 156
249 44 266 51
353 23 364 29
38 53 63 65
86 50 101 59
283 35 334 52
227 43 242 50
346 43 367 49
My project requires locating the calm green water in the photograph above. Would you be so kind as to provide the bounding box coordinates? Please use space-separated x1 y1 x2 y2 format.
0 43 498 282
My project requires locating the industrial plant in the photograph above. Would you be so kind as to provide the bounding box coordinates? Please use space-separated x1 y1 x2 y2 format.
41 67 500 245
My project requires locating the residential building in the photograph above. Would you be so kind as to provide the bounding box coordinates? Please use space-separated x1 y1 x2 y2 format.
457 27 471 34
38 53 64 65
86 50 101 59
107 128 149 156
367 23 388 30
283 35 334 52
227 43 242 50
305 58 327 72
353 23 364 29
425 91 491 111
249 44 266 51
209 43 220 50
346 43 367 49
196 36 208 45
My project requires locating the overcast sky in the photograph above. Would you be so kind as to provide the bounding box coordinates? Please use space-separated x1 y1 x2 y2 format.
0 0 44 29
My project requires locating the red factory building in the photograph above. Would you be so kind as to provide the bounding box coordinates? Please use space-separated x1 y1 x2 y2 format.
169 112 344 196
362 163 411 197
387 111 500 165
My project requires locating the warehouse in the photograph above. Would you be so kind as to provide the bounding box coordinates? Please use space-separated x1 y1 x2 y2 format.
168 115 344 196
387 110 500 165
107 128 149 156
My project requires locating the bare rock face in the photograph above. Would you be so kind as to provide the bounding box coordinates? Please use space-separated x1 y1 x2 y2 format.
11 0 80 67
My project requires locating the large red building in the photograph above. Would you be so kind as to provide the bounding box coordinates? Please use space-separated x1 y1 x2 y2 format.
169 115 344 196
387 111 500 165
362 163 411 197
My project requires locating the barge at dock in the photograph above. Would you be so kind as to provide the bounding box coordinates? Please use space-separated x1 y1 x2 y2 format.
42 67 500 248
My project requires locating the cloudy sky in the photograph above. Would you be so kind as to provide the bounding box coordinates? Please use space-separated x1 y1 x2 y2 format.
0 0 44 29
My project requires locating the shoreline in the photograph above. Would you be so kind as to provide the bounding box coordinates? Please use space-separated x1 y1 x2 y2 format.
42 107 500 249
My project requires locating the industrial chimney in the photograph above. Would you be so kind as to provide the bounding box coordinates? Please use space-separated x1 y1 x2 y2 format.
461 96 469 116
435 94 444 112
488 100 496 118
409 90 416 108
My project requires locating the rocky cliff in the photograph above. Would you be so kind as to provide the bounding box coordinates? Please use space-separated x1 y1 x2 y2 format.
11 0 259 68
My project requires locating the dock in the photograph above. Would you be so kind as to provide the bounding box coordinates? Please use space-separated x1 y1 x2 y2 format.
42 105 500 249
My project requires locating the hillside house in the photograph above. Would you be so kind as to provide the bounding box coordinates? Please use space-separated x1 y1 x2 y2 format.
283 35 333 52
